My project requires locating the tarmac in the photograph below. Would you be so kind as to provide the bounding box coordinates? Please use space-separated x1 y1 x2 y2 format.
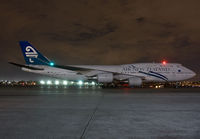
0 87 200 139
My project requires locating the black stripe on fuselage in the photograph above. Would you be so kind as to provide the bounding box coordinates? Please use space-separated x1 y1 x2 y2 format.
139 71 168 81
149 71 168 80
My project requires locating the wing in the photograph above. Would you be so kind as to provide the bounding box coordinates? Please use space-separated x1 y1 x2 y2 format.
53 65 145 80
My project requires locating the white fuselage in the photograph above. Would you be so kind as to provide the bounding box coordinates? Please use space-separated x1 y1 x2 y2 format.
22 63 196 82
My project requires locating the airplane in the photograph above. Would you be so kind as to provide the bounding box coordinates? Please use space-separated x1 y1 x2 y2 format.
9 41 196 86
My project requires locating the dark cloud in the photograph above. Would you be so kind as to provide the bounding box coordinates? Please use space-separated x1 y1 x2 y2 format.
156 31 172 38
173 36 191 48
136 17 145 23
43 22 117 42
0 0 200 80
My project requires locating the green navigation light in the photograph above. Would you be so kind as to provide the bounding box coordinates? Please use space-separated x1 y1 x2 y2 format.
49 62 54 66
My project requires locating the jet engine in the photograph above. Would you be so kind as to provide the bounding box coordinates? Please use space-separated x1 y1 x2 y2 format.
97 73 113 83
128 77 142 86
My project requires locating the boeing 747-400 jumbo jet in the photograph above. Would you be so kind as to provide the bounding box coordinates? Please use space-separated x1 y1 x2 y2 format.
9 41 196 86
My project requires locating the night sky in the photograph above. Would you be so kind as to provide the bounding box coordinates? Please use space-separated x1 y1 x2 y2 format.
0 0 199 80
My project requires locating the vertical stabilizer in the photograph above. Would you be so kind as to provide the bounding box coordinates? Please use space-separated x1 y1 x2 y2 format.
19 41 50 65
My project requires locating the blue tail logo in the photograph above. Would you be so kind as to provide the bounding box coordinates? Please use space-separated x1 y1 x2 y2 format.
25 46 38 63
19 41 50 65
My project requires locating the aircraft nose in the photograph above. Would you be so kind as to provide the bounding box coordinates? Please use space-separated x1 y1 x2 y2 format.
189 70 196 78
191 71 196 77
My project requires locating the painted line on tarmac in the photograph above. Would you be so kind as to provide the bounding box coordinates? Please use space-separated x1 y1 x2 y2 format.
80 92 105 139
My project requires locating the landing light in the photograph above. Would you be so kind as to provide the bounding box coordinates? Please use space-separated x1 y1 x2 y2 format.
55 80 59 85
78 80 83 85
91 81 95 85
47 80 52 85
40 80 45 85
63 80 68 85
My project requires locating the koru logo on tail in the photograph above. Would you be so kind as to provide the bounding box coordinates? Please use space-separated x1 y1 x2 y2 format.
25 46 38 63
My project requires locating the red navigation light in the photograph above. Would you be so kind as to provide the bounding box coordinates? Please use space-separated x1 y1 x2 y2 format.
162 60 167 65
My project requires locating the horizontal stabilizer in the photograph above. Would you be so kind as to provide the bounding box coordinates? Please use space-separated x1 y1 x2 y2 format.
9 62 44 70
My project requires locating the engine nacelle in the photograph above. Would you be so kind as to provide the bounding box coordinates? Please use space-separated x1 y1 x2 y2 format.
128 77 142 86
97 73 113 83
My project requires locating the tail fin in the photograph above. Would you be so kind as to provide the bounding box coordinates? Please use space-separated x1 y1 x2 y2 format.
19 41 50 65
